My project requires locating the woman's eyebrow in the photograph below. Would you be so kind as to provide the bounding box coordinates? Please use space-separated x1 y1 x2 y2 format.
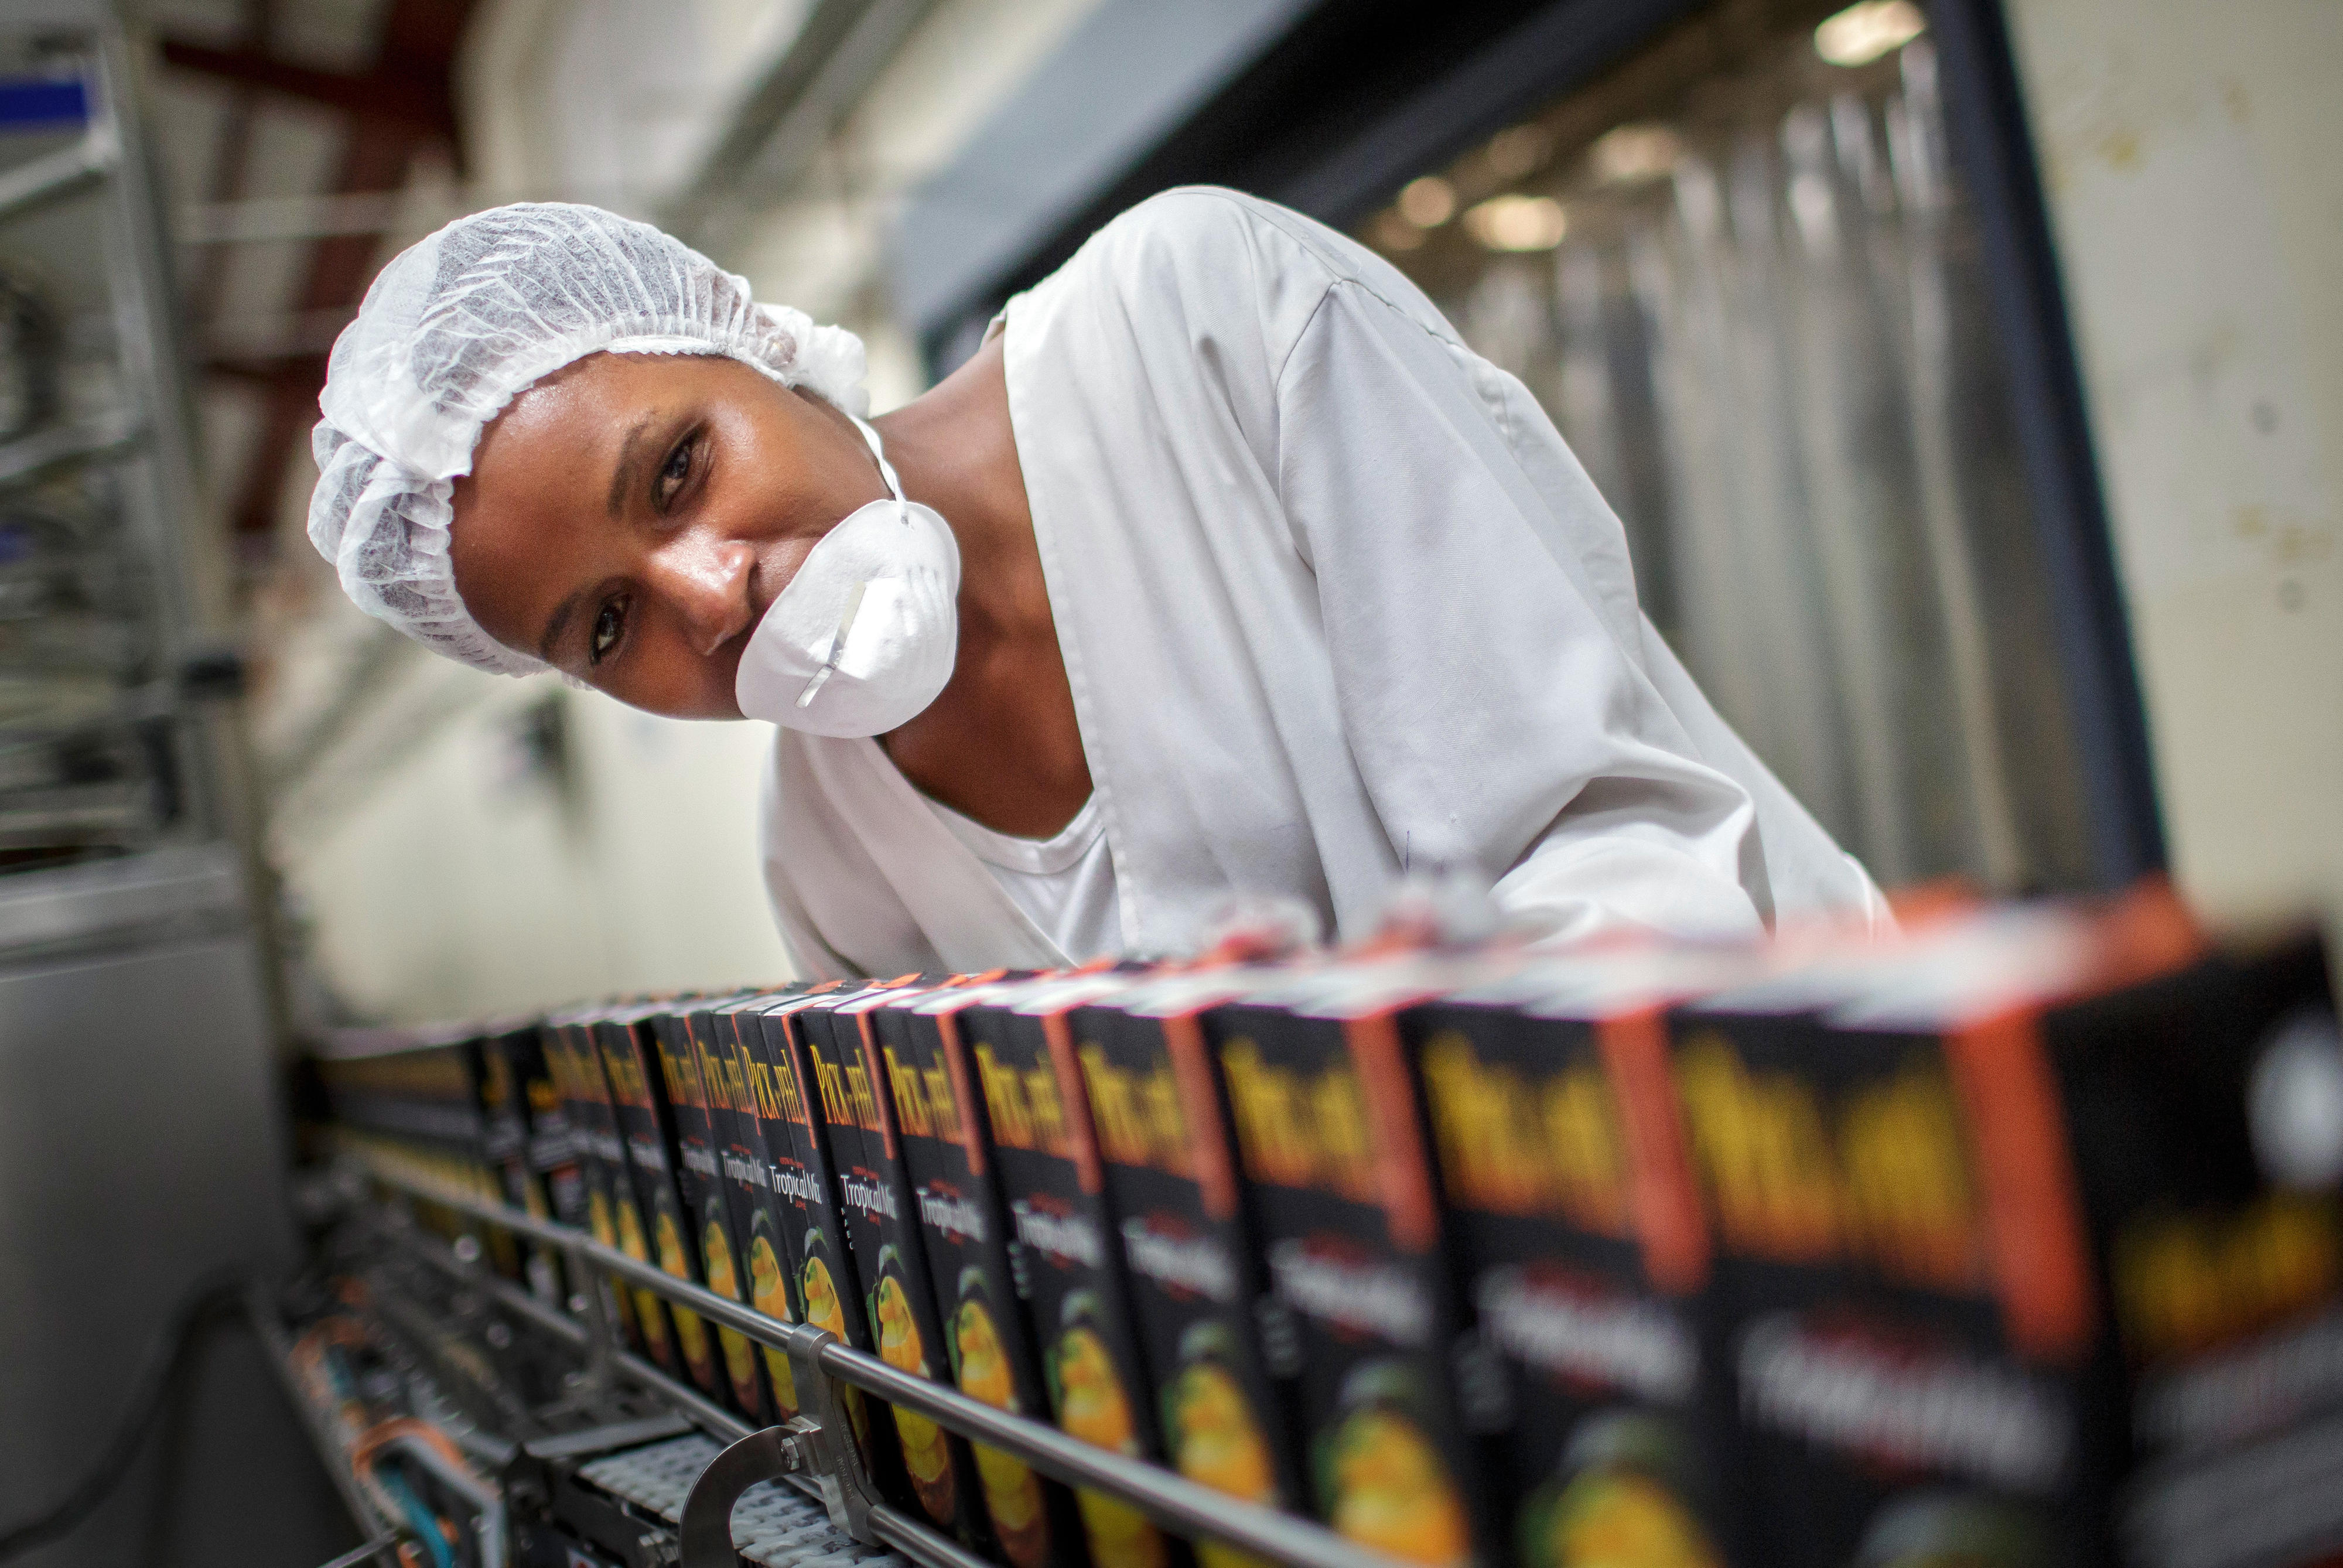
606 413 655 518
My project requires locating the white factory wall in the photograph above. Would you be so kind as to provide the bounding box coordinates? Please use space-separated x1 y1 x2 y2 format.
2006 0 2342 927
281 684 791 1022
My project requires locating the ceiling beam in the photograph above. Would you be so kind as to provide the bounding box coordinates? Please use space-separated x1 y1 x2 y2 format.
155 0 481 547
156 38 457 141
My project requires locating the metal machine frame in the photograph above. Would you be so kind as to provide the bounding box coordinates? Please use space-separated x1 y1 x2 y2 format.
300 1153 1403 1568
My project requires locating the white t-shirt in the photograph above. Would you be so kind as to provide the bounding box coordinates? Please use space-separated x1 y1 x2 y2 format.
920 792 1122 964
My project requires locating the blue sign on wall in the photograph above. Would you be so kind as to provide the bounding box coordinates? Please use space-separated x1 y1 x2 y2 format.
0 77 89 131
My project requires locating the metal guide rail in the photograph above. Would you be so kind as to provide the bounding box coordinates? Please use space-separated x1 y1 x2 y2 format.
336 1150 1409 1568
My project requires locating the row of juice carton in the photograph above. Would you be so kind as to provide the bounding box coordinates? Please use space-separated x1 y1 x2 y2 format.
313 893 2343 1568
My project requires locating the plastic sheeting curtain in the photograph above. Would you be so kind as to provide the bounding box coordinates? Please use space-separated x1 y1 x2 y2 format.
1413 34 2090 892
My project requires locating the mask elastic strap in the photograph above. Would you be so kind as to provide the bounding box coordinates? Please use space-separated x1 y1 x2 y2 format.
797 418 903 710
849 415 907 511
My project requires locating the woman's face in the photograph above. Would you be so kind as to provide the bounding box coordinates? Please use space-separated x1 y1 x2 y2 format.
449 350 884 718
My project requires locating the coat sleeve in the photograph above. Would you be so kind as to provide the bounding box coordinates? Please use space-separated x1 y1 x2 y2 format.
1272 274 1770 944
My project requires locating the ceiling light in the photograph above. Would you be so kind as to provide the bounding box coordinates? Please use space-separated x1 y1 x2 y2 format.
1397 176 1457 227
1464 194 1567 252
1589 123 1684 185
1815 0 1927 67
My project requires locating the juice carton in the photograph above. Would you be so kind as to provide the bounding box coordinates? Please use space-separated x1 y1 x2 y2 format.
845 981 1007 1552
1067 969 1312 1563
957 971 1190 1568
655 998 772 1419
595 1003 724 1401
703 993 808 1422
1200 960 1501 1568
1398 952 1751 1568
892 976 1093 1568
746 985 916 1511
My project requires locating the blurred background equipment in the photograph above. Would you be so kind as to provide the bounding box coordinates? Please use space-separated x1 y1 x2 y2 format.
0 5 339 1563
1361 14 2071 896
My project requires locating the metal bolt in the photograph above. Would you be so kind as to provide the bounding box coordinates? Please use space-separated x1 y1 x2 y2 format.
452 1235 482 1265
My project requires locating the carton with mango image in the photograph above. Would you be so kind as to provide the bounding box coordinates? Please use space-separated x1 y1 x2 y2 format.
1163 1323 1278 1509
1051 1292 1169 1568
702 1192 766 1418
1203 978 1504 1568
896 978 1094 1568
745 1207 800 1418
948 1271 1054 1568
1512 1411 1722 1568
964 973 1190 1568
543 1017 651 1358
652 1201 718 1393
1397 973 1735 1568
1070 974 1310 1533
1313 1363 1473 1568
594 1006 727 1405
796 1225 880 1461
870 1243 958 1527
703 1003 802 1420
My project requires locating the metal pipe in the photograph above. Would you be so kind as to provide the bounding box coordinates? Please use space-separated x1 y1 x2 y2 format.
374 1211 995 1568
351 1158 1403 1568
0 127 113 222
869 1505 1004 1568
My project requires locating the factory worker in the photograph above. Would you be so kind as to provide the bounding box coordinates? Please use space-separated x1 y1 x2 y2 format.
308 192 1887 978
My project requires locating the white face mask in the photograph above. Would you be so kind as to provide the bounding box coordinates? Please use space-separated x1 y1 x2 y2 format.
734 416 961 737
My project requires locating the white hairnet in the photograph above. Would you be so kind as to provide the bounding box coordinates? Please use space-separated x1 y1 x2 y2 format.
306 202 868 675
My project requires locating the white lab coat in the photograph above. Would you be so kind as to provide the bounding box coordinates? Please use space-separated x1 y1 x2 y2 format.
760 187 1887 979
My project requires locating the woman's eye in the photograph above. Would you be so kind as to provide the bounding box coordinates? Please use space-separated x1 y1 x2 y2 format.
589 599 626 664
653 434 695 509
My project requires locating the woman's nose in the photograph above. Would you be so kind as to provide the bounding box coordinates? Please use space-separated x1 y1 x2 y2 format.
648 538 756 657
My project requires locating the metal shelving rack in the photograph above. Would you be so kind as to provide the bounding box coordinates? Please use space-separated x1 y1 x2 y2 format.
305 1151 1401 1568
0 0 240 861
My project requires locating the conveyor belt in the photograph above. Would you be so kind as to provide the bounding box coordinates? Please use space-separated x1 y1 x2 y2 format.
575 1433 909 1568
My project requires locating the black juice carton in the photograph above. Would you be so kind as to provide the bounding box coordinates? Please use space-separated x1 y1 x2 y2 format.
655 999 772 1420
2081 925 2343 1568
849 983 1008 1553
546 1012 661 1361
480 1022 565 1305
735 988 851 1421
747 985 915 1511
509 1025 594 1292
1201 961 1502 1568
958 972 1191 1568
595 1003 725 1401
319 1030 497 1247
703 995 807 1423
1397 953 1746 1568
445 1031 516 1271
806 979 991 1543
1066 969 1312 1561
895 978 1094 1568
1666 902 2206 1568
